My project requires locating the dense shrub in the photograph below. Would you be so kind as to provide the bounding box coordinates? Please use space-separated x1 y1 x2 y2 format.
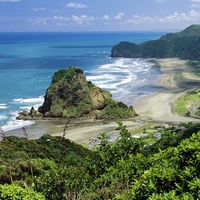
0 122 200 199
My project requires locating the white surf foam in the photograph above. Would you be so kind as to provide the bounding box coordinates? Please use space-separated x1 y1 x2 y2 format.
0 104 7 109
13 96 44 104
0 115 8 120
0 96 44 132
2 120 35 133
2 111 35 132
13 96 44 111
86 58 157 105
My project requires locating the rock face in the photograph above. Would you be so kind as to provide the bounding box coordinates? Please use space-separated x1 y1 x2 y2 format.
18 67 137 120
17 107 43 120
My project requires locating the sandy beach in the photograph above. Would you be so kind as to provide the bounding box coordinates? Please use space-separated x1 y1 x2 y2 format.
134 58 200 122
6 58 200 143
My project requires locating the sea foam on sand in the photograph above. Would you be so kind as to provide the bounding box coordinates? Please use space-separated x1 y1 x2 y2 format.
86 58 160 105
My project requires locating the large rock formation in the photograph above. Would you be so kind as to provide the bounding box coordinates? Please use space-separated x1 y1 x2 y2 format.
17 67 137 120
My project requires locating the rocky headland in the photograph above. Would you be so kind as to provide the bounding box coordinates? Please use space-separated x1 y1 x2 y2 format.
110 24 200 60
17 67 137 121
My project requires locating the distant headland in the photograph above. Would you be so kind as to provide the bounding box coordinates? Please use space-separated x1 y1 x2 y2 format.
110 24 200 60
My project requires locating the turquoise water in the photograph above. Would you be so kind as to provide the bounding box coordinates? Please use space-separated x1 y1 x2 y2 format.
0 31 166 132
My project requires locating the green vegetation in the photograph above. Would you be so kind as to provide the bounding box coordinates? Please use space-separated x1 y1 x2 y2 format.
52 67 84 84
0 121 200 199
98 101 135 119
187 60 200 76
0 184 45 200
174 89 200 117
111 24 200 60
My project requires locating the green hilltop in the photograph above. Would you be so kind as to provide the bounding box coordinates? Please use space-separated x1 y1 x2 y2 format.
111 24 200 60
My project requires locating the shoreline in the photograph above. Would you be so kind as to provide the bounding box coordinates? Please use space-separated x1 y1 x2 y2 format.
6 58 200 143
134 58 200 122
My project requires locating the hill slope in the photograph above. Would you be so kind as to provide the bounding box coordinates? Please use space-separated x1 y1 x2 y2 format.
0 122 200 199
111 24 200 60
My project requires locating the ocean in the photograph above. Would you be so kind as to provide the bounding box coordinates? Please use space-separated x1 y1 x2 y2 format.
0 31 166 132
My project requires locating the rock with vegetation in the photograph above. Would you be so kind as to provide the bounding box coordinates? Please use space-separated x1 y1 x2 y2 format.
32 67 136 119
111 24 200 60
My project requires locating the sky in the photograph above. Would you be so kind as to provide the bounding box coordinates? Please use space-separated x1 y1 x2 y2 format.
0 0 200 32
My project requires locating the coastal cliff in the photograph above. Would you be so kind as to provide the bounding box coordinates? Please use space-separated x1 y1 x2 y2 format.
111 24 200 60
17 67 137 120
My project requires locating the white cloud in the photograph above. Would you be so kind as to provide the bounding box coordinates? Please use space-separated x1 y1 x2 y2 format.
102 15 110 20
66 2 88 9
155 0 165 3
54 14 95 25
125 10 200 25
191 0 200 2
28 18 47 26
51 9 59 13
55 22 67 27
54 16 70 21
72 15 94 25
115 12 125 19
0 0 20 2
32 7 45 12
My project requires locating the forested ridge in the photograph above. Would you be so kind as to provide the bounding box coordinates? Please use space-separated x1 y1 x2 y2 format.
111 24 200 60
0 121 200 199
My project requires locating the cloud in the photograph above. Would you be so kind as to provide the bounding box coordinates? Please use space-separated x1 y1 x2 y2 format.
54 16 70 21
155 0 165 3
190 0 200 7
51 9 59 13
66 2 88 9
115 12 125 19
28 18 47 26
191 0 200 2
32 7 45 12
125 10 200 25
0 0 20 2
102 15 110 20
72 15 94 25
54 14 94 25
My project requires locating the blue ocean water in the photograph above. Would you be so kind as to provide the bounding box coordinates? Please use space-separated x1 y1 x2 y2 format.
0 31 166 132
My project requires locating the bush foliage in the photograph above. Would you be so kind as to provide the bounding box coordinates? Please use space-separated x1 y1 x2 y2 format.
0 121 200 199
